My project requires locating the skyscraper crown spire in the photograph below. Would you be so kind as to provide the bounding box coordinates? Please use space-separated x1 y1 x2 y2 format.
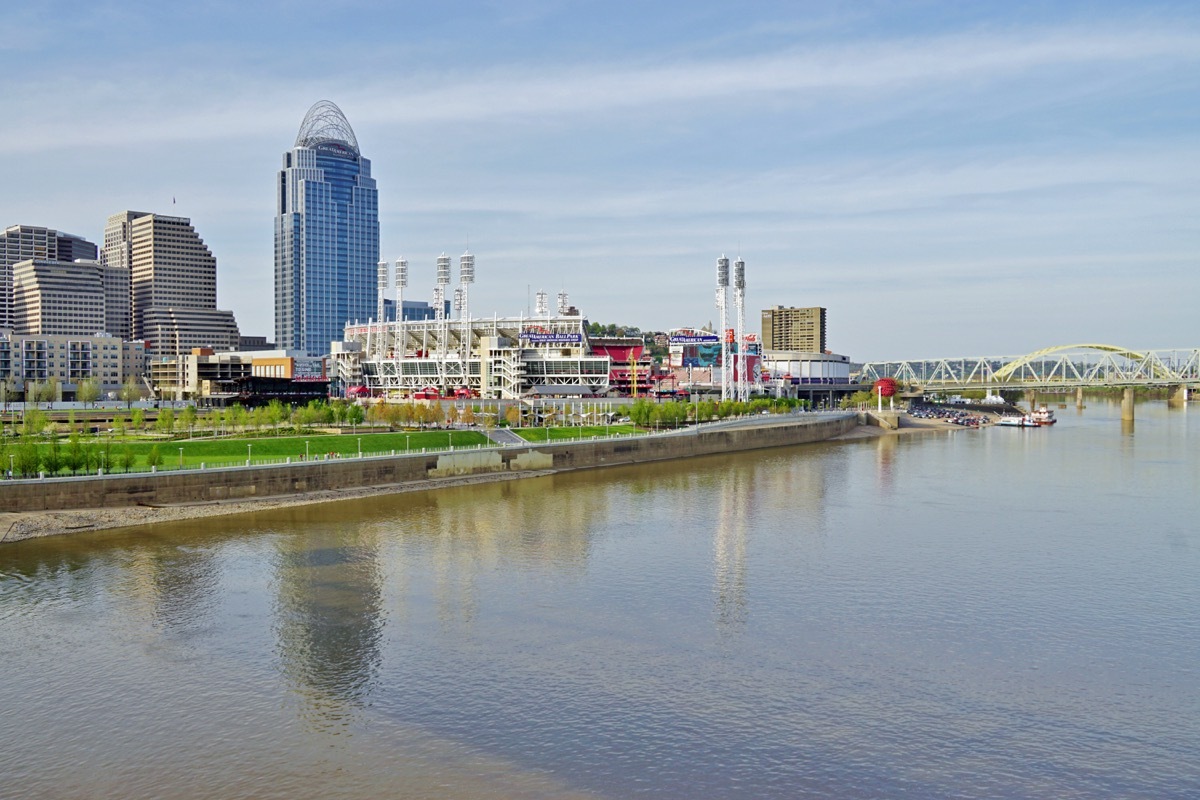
295 100 360 155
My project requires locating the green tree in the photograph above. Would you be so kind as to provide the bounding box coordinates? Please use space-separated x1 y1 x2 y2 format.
131 407 145 433
331 400 347 427
266 399 288 434
179 405 197 438
0 378 16 410
119 378 142 409
156 408 175 436
21 409 48 438
14 440 40 476
36 377 59 408
42 437 64 476
76 378 101 407
346 403 365 429
145 444 163 469
505 405 521 428
64 432 85 475
120 445 137 473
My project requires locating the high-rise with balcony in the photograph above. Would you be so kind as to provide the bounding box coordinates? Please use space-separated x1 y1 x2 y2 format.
275 100 379 357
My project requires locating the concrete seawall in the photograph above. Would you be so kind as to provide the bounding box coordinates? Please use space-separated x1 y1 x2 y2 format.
0 415 857 536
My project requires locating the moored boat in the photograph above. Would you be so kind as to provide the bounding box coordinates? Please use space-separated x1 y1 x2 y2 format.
1031 406 1057 426
996 415 1039 427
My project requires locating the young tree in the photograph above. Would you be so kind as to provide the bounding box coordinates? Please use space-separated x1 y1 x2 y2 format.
505 405 521 428
179 405 197 438
42 437 64 476
145 444 163 470
131 408 145 433
120 445 137 473
37 377 59 408
266 399 289 434
460 406 476 426
76 378 101 407
64 432 85 475
22 409 48 438
119 378 141 409
346 403 365 429
156 408 175 436
14 440 40 477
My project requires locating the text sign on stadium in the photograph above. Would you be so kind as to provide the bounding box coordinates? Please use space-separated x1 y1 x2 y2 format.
669 334 720 344
521 331 582 343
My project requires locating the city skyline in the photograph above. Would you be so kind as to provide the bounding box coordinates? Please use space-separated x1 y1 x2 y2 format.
3 2 1198 360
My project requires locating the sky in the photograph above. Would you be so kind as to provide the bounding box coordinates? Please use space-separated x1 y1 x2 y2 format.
3 0 1197 361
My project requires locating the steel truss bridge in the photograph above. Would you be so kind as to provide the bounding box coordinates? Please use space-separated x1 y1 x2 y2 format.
856 344 1200 393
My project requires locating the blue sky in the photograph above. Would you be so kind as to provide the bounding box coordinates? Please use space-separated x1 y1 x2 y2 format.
3 1 1197 360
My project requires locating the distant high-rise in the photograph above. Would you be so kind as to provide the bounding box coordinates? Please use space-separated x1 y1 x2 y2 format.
761 306 827 353
1 225 98 330
103 211 240 354
11 259 106 337
275 100 379 357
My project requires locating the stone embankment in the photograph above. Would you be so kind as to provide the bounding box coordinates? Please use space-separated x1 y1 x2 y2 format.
1 414 857 542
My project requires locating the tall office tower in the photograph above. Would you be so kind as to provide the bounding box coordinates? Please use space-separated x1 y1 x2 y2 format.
104 211 240 354
100 211 151 339
275 100 379 357
761 305 827 353
129 214 217 337
1 225 98 330
12 259 106 337
98 262 131 341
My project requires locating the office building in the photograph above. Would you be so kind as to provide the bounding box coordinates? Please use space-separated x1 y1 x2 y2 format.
103 211 240 355
1 225 98 330
11 259 106 337
761 306 827 353
275 100 379 357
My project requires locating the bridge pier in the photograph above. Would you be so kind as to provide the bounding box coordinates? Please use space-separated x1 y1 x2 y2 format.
1168 384 1189 408
1076 386 1085 408
1121 387 1136 421
1024 389 1036 411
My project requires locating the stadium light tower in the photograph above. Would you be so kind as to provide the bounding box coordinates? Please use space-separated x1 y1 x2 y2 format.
435 253 451 356
734 256 747 402
459 250 475 357
716 255 730 401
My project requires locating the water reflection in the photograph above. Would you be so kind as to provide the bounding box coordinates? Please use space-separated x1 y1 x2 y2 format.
713 465 749 634
271 520 386 730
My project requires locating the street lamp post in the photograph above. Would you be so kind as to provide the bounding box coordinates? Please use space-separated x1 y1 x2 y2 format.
405 433 410 452
247 443 252 466
305 440 310 461
178 447 184 469
357 437 362 458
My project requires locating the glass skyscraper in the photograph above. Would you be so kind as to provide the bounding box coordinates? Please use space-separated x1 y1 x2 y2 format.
275 101 379 357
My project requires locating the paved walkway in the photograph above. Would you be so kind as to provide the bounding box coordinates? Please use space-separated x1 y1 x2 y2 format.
483 428 527 446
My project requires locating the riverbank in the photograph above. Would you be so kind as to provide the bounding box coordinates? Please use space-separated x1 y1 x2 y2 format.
1 414 858 542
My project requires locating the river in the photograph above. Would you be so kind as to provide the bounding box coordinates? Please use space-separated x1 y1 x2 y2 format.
1 400 1197 798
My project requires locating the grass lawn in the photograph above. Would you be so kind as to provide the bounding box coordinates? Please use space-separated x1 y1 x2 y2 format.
512 425 641 442
23 429 491 474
